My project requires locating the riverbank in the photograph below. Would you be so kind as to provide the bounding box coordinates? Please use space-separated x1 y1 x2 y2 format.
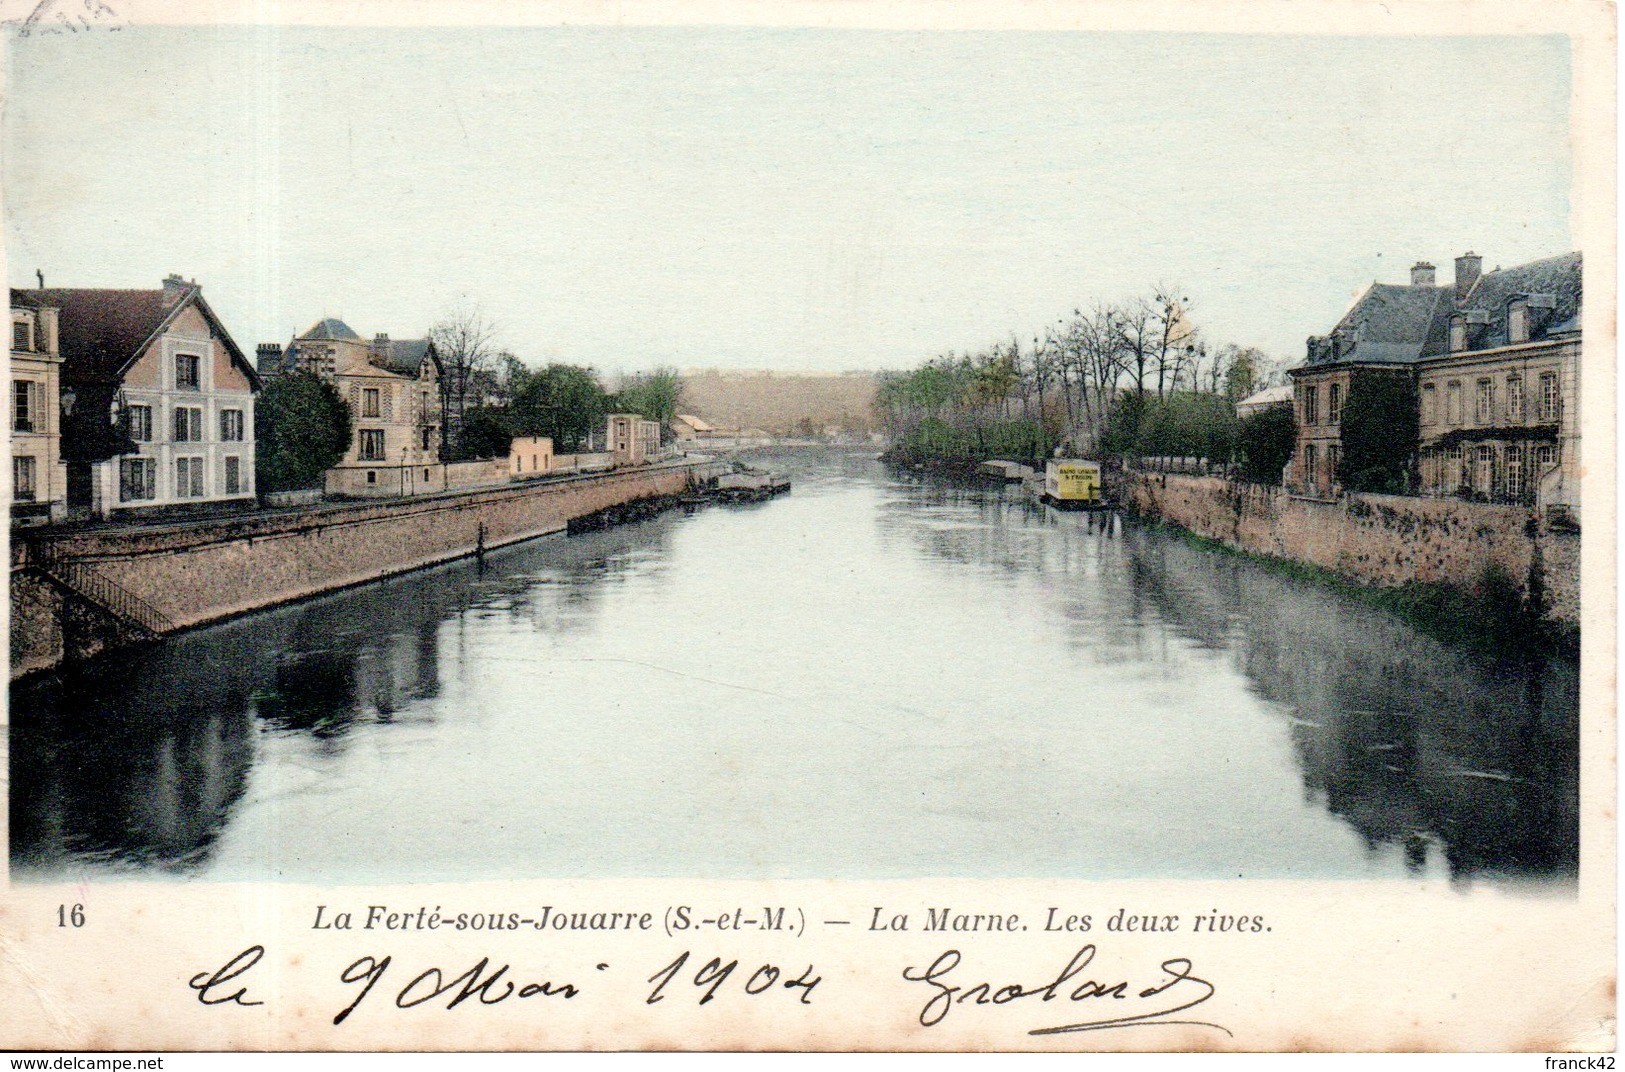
10 459 725 679
1123 469 1580 647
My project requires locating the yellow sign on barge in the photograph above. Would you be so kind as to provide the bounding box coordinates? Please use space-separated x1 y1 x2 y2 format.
1043 459 1106 509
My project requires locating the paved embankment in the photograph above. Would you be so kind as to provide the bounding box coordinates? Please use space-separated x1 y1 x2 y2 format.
11 461 723 678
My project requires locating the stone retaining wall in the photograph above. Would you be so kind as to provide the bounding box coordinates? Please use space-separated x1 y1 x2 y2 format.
1124 471 1579 627
11 462 720 678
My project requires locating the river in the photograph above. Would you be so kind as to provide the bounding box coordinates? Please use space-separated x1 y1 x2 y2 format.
8 448 1579 885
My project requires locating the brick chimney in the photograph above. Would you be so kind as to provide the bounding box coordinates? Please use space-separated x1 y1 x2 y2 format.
1410 261 1436 286
1454 252 1483 302
255 342 284 376
162 273 193 306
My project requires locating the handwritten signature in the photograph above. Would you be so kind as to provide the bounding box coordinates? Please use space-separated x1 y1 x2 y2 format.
901 945 1230 1037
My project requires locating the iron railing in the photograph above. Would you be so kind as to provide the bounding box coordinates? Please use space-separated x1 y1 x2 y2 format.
24 545 174 638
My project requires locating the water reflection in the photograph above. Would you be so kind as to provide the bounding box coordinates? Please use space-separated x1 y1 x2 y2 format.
878 473 1578 883
9 450 1579 883
10 522 672 876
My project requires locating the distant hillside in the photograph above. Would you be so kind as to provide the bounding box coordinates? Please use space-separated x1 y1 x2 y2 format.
678 369 878 436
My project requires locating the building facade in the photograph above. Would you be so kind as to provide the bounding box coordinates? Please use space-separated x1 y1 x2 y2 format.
606 413 661 466
23 276 260 519
263 318 443 497
509 436 554 478
1287 251 1581 521
1413 252 1581 521
9 293 66 522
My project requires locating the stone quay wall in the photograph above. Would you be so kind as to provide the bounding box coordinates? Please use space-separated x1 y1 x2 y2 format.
11 461 721 678
1123 471 1580 627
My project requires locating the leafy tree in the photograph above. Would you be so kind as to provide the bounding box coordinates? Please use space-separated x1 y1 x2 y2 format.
1337 369 1418 492
255 372 352 492
613 367 684 424
1237 405 1297 484
460 404 516 459
512 363 609 451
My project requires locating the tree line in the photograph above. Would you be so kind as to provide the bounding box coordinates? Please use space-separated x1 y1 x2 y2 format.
876 286 1295 480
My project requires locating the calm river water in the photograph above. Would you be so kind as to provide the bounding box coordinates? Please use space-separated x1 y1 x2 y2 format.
8 449 1579 884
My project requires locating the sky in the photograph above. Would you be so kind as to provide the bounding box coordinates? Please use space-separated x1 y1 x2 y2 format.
4 24 1574 375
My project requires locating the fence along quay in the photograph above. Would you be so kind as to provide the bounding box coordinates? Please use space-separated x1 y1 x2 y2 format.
10 459 726 679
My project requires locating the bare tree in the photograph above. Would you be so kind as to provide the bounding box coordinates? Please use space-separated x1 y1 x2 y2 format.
1145 286 1198 399
429 301 499 461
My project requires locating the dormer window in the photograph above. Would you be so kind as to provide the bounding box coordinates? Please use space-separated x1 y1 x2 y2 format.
1449 315 1466 353
12 320 31 352
1508 299 1530 344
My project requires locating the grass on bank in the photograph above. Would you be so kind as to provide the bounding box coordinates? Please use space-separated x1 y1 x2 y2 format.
1144 518 1578 660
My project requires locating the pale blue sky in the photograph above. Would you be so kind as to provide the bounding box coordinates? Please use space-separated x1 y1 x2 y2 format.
5 26 1572 372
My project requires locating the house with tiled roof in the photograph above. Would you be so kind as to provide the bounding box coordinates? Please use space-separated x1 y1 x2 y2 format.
13 274 260 518
258 317 443 496
1288 251 1582 523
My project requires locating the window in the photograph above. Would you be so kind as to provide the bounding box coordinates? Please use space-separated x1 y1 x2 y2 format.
173 406 203 442
1476 379 1495 424
1445 444 1464 488
1303 444 1317 485
1328 383 1342 425
1506 377 1524 422
1449 316 1466 353
1508 301 1529 344
175 353 200 390
12 320 30 352
120 457 156 502
1505 448 1524 499
1303 386 1319 425
175 457 204 498
421 427 432 451
362 388 381 418
220 408 244 442
127 404 152 442
366 470 377 485
1536 445 1557 471
223 456 242 495
1539 372 1560 421
12 380 36 432
1475 446 1495 493
359 429 386 461
13 456 36 501
1446 381 1462 425
1421 384 1437 425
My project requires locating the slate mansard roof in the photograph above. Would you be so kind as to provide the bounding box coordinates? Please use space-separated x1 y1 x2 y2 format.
278 317 440 379
298 317 362 341
1431 251 1583 356
1298 250 1582 372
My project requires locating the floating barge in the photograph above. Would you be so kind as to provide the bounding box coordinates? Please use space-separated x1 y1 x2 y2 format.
716 471 791 503
979 459 1036 483
1039 459 1116 511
